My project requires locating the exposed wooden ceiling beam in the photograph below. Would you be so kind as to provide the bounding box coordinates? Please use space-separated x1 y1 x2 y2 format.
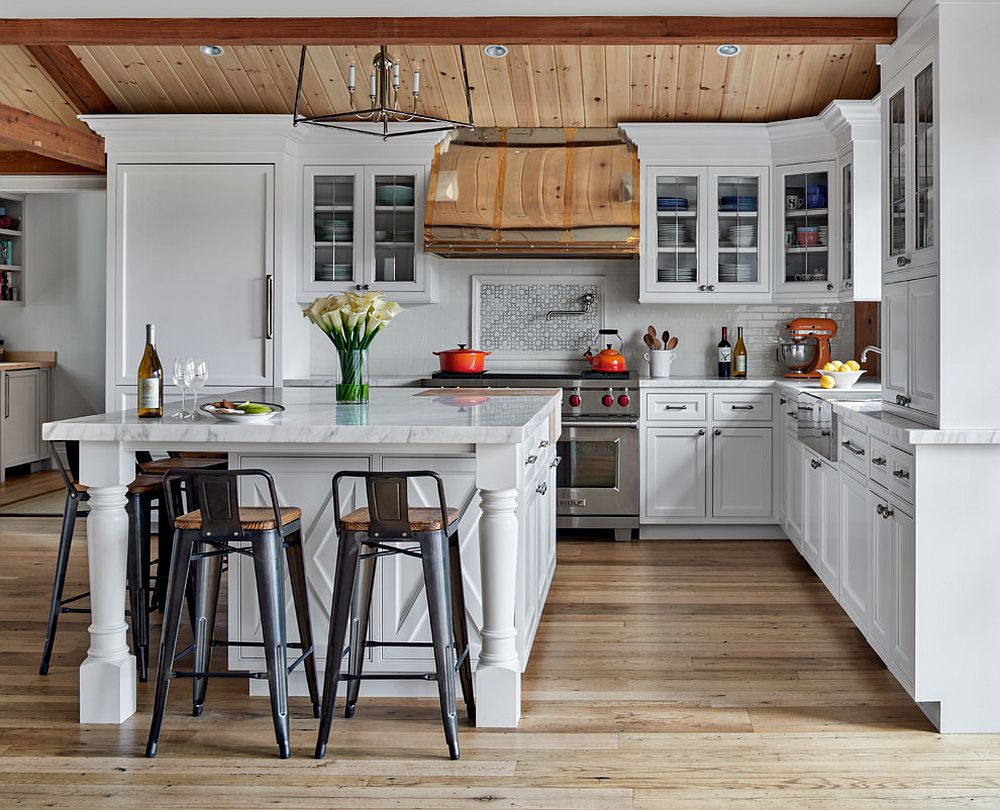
25 45 118 114
0 149 103 174
0 16 896 45
0 105 104 172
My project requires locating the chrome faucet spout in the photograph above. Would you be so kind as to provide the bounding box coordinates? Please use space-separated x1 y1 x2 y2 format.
860 345 882 363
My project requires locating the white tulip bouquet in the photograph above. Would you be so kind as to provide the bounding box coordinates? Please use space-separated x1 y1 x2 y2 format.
303 290 403 402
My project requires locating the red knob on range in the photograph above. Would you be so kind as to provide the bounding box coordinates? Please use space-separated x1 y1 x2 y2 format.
601 394 614 408
618 393 631 407
568 393 582 408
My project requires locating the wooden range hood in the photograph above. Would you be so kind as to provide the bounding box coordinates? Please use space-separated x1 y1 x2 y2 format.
424 128 639 258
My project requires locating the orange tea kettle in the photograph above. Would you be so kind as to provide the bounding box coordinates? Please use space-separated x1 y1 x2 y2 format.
584 329 628 373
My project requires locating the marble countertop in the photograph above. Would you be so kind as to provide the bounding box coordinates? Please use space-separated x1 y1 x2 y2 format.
43 387 561 446
284 375 420 388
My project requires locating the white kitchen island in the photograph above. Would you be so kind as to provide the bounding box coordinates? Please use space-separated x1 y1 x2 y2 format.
42 387 561 728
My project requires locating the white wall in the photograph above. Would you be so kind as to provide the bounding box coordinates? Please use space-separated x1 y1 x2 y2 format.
308 258 854 379
0 192 106 419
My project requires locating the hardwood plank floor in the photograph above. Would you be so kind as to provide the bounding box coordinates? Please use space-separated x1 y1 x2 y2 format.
3 511 996 808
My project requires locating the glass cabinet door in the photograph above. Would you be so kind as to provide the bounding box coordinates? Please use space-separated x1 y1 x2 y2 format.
712 171 763 290
369 170 419 288
914 63 934 253
308 169 362 289
781 167 832 289
887 87 907 260
841 161 853 290
650 171 702 290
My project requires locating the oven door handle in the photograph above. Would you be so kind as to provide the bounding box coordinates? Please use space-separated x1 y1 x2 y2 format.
562 420 639 429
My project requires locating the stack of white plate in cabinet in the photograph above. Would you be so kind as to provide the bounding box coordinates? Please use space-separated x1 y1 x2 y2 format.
718 260 756 283
727 223 757 247
657 265 698 283
657 221 689 247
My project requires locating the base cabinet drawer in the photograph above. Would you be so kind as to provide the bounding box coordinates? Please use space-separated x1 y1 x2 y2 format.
889 446 914 504
644 392 707 422
838 422 868 476
713 392 773 422
869 435 891 489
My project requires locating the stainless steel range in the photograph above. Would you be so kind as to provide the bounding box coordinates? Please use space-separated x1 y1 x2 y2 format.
420 371 639 541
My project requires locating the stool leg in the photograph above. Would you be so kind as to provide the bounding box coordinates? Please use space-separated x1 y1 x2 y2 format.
284 527 320 719
448 530 476 724
420 531 460 760
315 530 361 760
189 536 223 717
345 546 377 718
146 529 196 758
153 481 182 611
253 530 291 759
39 491 80 676
126 492 150 682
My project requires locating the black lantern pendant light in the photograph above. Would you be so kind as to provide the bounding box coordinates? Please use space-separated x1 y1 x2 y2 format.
292 45 474 140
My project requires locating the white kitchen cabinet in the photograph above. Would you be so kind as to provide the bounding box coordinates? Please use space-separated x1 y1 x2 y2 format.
773 161 838 299
801 450 823 568
303 164 432 302
882 276 939 422
882 43 937 278
783 433 804 547
839 468 870 626
643 426 708 519
803 452 841 593
711 427 772 518
0 368 49 479
868 487 894 653
708 168 770 297
111 163 275 399
891 503 916 686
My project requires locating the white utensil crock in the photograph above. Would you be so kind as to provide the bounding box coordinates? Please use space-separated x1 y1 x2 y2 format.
645 349 677 378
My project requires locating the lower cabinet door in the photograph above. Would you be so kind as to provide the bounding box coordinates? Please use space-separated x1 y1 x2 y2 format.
816 460 841 594
891 506 916 685
711 427 772 518
784 439 805 546
868 488 894 653
643 427 708 519
802 450 823 567
1 369 42 468
839 469 870 625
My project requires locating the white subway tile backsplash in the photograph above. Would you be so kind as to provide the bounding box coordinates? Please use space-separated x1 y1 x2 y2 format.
306 258 854 379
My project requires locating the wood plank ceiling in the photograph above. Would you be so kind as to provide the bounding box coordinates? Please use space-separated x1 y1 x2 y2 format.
60 43 878 127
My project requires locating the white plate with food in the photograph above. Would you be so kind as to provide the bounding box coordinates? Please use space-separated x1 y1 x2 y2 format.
201 400 285 423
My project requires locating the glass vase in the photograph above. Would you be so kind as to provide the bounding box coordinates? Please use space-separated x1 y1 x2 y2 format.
336 348 369 404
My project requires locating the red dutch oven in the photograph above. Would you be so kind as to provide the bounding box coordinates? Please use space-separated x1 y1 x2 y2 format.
433 344 491 374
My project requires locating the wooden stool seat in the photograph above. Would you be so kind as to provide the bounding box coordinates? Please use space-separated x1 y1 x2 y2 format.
340 506 459 532
140 457 227 474
72 475 164 496
174 506 302 531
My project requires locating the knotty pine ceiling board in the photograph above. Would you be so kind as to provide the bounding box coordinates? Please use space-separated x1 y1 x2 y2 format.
63 43 878 126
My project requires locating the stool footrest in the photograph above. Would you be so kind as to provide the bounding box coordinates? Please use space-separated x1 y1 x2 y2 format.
341 672 440 682
364 641 435 649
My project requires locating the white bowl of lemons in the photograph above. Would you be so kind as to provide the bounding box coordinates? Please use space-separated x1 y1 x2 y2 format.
819 360 865 389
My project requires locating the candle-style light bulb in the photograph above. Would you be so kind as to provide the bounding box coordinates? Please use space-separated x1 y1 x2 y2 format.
412 67 421 95
369 71 377 98
348 62 356 91
392 61 400 89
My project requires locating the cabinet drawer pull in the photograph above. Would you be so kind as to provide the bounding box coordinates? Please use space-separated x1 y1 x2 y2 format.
525 454 538 465
730 404 755 410
841 441 865 456
810 459 821 469
663 404 688 411
265 274 274 339
536 482 548 495
799 404 815 412
538 440 550 448
3 374 7 419
872 456 887 466
892 468 911 480
550 455 562 468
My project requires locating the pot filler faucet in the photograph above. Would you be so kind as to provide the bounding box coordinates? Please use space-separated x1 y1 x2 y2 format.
860 345 882 363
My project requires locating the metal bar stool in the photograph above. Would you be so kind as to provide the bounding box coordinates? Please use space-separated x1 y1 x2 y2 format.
315 471 476 761
145 468 319 760
39 441 169 681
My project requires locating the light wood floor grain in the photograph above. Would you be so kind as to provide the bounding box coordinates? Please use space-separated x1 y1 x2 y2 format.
3 513 996 809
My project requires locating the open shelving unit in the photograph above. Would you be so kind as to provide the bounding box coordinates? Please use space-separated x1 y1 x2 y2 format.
0 193 24 305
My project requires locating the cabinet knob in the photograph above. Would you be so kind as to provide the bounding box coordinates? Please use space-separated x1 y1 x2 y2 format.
698 428 706 436
826 283 834 291
876 503 885 516
810 458 821 469
525 454 538 465
884 508 894 519
897 255 911 267
699 284 708 292
713 429 721 436
536 482 548 496
707 284 716 292
779 398 787 405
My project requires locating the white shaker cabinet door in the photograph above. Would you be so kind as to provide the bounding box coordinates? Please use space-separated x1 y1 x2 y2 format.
783 438 805 548
816 460 841 596
891 506 916 685
113 164 275 392
711 427 772 519
801 450 823 569
643 427 708 519
908 275 939 418
1 369 42 468
881 280 909 406
839 469 870 626
868 488 894 654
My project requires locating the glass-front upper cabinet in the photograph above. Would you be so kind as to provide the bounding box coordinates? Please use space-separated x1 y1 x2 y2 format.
774 161 837 297
841 159 854 292
303 164 430 301
643 168 704 295
709 168 768 295
882 45 937 276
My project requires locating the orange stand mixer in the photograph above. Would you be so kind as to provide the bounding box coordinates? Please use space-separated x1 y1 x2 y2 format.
778 317 838 378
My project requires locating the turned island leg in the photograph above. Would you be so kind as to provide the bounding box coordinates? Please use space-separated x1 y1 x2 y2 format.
475 444 521 727
78 441 136 723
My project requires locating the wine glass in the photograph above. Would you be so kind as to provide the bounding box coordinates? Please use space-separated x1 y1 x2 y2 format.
180 358 196 419
189 358 208 416
171 358 188 418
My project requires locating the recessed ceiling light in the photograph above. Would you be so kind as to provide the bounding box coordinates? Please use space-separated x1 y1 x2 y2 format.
483 44 509 58
716 44 741 57
199 44 225 57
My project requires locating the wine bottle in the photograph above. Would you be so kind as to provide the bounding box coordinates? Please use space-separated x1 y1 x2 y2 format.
137 323 164 418
717 327 732 379
733 326 747 378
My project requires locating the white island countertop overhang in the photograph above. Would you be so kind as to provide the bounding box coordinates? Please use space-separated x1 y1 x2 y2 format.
43 387 562 729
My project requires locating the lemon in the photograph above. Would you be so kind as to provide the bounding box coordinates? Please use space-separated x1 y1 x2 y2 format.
845 360 861 371
819 374 835 389
822 362 838 372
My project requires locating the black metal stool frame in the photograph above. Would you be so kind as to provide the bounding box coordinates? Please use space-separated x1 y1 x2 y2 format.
145 468 319 760
315 470 476 761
